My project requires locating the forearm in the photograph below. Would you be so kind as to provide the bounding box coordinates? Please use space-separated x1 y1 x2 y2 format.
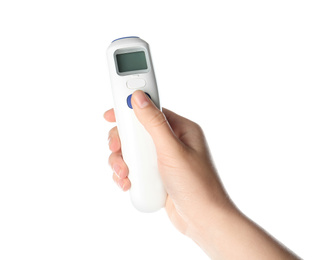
188 205 301 260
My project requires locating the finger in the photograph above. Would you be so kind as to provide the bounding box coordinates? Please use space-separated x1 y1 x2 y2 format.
112 173 131 191
108 151 129 179
131 90 182 152
104 108 116 122
108 126 121 152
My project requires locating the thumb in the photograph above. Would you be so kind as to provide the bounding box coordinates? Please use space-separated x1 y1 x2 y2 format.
131 90 180 152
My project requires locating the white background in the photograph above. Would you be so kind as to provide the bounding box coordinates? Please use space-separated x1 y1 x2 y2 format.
0 0 311 259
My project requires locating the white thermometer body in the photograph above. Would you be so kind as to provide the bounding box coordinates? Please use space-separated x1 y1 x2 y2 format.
107 37 166 212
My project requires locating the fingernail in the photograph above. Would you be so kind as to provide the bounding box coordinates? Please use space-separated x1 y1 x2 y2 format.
133 91 149 109
113 164 121 178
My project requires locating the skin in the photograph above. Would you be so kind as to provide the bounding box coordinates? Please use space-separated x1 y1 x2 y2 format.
104 90 301 260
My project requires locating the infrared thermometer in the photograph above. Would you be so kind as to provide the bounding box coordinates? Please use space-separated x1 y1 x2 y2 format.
106 36 167 212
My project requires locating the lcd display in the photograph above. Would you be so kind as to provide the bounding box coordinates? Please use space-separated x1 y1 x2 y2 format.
116 51 148 73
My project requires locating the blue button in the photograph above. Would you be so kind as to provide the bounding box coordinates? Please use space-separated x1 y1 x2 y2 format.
127 92 152 109
145 92 151 99
127 94 133 109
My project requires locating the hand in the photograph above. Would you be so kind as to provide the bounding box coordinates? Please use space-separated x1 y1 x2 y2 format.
104 90 233 235
105 90 300 259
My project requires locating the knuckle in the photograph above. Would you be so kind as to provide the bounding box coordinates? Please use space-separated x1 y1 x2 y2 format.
193 122 204 135
108 126 117 137
108 153 115 167
188 120 204 138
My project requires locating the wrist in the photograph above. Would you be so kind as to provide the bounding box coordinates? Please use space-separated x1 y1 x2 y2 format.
186 202 300 260
186 201 240 256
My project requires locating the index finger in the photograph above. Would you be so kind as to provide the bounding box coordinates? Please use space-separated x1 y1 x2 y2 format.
104 108 116 122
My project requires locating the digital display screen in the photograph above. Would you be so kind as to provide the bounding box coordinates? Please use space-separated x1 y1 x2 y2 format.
116 51 148 73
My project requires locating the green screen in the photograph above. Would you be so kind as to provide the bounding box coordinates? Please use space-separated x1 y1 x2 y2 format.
116 51 148 73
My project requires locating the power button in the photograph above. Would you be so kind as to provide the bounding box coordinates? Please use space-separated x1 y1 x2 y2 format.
127 92 151 109
126 79 146 89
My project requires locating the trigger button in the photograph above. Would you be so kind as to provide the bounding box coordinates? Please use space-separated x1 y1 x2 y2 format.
127 92 151 109
145 92 151 99
127 94 133 109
